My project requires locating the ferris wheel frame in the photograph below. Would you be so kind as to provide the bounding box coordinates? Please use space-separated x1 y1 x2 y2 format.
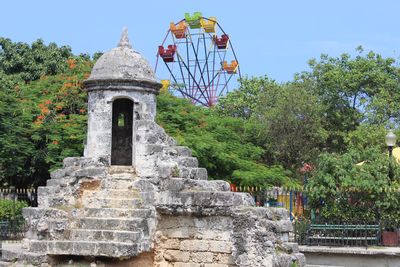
155 16 241 107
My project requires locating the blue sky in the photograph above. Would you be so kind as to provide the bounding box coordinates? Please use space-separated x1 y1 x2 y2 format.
1 0 400 83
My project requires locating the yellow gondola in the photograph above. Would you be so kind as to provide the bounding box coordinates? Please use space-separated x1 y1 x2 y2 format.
161 80 170 92
200 17 217 33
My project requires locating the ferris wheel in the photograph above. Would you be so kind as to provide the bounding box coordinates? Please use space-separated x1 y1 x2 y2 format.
155 12 241 107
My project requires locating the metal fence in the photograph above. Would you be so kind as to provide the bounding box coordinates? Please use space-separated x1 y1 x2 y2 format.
230 185 400 247
230 185 307 221
0 188 37 241
294 219 384 247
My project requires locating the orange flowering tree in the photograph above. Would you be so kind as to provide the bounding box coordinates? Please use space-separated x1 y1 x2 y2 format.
0 54 92 187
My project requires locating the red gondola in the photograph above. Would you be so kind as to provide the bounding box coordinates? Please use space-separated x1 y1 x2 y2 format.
158 45 177 62
213 34 229 49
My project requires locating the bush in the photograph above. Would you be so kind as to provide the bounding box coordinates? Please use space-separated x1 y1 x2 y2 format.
0 199 28 222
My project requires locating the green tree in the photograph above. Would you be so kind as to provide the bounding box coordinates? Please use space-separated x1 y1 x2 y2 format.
218 76 327 170
0 73 35 185
0 55 92 187
157 91 294 187
0 37 72 82
256 82 327 169
297 47 400 152
217 76 279 119
307 145 400 222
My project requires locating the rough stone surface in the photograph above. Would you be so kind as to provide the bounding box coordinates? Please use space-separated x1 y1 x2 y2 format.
2 29 304 267
86 27 157 84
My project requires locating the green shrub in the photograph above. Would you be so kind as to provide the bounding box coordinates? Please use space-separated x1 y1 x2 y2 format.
0 199 28 222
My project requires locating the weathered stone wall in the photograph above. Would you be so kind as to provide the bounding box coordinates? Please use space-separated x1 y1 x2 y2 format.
154 215 234 267
85 88 157 164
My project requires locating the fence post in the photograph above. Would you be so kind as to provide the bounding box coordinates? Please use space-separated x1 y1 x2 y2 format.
290 190 293 221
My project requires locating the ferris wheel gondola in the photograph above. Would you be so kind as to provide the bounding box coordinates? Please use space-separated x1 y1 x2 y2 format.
155 12 241 107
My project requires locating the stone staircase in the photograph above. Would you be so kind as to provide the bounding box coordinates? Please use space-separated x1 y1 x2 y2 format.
2 165 157 264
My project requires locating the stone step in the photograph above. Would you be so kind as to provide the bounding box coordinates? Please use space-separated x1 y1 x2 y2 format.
107 166 136 175
0 260 14 266
82 197 143 208
157 191 254 208
1 243 47 265
28 240 150 257
102 178 136 189
178 167 208 180
69 229 142 243
50 166 80 179
161 178 230 192
73 207 154 218
46 177 77 187
39 195 71 208
83 189 141 200
73 217 146 231
177 156 198 168
143 145 192 157
72 167 106 178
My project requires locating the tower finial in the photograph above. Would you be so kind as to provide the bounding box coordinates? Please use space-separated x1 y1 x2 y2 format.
118 27 132 48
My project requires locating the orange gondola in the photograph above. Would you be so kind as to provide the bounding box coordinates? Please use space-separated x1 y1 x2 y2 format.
223 60 238 74
170 22 187 39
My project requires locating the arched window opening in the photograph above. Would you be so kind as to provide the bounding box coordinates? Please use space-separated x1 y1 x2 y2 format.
111 98 133 165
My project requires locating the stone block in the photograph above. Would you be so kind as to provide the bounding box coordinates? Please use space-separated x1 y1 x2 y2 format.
204 264 229 267
208 241 232 253
73 167 106 178
159 239 181 250
50 169 66 179
190 251 214 263
163 250 190 262
28 241 48 253
70 229 142 243
208 180 230 191
37 186 57 199
199 230 231 241
162 228 195 239
178 157 198 168
175 146 192 157
52 240 74 254
77 217 134 230
155 262 173 267
76 207 153 218
213 253 234 264
276 220 293 233
144 144 165 155
190 168 208 180
271 207 289 220
173 263 200 267
63 157 81 168
180 240 209 251
178 167 191 178
2 243 47 265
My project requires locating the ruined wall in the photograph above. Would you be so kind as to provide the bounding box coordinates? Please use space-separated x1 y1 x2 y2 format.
1 29 305 267
154 215 234 267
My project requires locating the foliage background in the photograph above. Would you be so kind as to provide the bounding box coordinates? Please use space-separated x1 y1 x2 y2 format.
2 38 400 223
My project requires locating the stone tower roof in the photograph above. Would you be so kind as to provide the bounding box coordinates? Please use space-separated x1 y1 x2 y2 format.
85 27 159 88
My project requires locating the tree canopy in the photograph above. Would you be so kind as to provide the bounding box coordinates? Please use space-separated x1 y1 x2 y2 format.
1 37 400 209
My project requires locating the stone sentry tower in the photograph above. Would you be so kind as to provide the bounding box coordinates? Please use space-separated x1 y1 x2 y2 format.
1 29 304 267
84 28 160 168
